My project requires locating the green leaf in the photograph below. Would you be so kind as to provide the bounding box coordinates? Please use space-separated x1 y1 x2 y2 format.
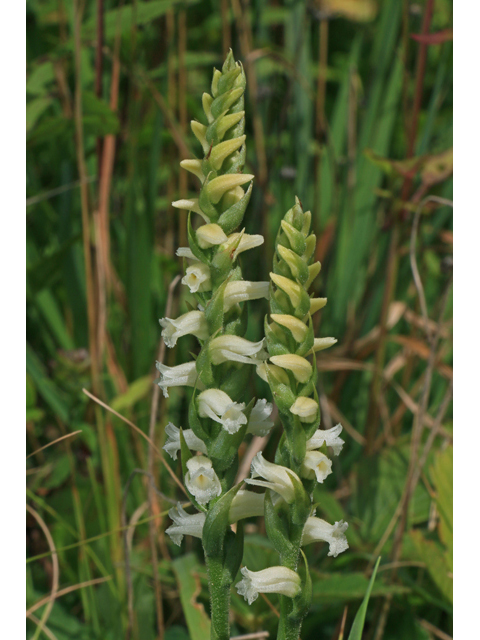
172 554 211 640
410 531 453 604
347 557 381 640
430 445 452 570
26 343 69 423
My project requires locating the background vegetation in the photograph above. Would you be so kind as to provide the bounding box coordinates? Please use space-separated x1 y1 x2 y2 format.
26 0 453 638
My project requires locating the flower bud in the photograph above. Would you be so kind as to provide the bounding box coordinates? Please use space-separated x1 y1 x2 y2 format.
209 336 267 365
180 159 204 183
270 314 308 342
163 423 207 460
176 247 197 260
310 297 328 315
185 456 222 505
160 310 209 348
305 261 321 289
289 397 319 423
300 450 332 483
205 173 254 204
270 272 303 308
236 566 301 605
182 263 212 293
302 517 349 557
191 120 209 154
224 281 269 312
202 92 214 123
196 223 228 249
308 337 337 354
209 135 246 170
220 231 264 258
256 363 290 386
269 354 312 383
172 198 209 222
214 110 245 141
166 503 206 546
197 389 247 434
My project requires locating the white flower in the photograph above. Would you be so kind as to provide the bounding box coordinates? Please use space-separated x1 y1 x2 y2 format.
224 281 270 312
229 490 265 523
210 336 268 366
289 397 319 423
302 517 349 557
247 399 274 436
197 389 247 434
162 423 207 460
307 424 345 456
245 452 299 503
185 456 222 505
182 263 212 293
236 566 301 605
166 503 206 546
256 363 290 386
155 361 201 398
300 450 332 483
160 310 209 348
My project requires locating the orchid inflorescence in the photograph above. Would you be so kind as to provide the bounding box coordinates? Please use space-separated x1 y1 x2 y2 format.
156 51 348 640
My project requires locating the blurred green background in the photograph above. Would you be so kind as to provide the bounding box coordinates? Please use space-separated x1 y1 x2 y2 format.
26 1 453 639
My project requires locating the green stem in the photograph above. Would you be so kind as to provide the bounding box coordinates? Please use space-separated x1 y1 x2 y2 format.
277 596 302 640
205 555 231 640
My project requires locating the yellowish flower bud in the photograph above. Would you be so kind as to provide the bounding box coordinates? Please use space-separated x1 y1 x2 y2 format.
196 223 228 248
308 337 337 354
276 245 305 280
209 135 246 170
304 234 316 262
202 92 214 123
191 120 210 154
270 272 303 308
172 198 209 223
269 354 312 383
205 174 254 204
180 159 204 183
216 111 245 140
305 261 321 289
270 314 308 342
310 297 328 315
256 363 290 386
289 397 319 423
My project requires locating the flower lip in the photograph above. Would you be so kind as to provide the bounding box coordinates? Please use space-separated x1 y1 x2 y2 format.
185 456 222 506
182 263 212 293
301 450 332 483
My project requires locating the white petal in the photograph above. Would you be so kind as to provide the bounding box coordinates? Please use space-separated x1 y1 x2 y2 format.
301 451 332 483
229 490 265 523
182 263 212 293
307 424 345 456
163 423 207 460
247 399 274 436
224 281 270 312
166 503 206 546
